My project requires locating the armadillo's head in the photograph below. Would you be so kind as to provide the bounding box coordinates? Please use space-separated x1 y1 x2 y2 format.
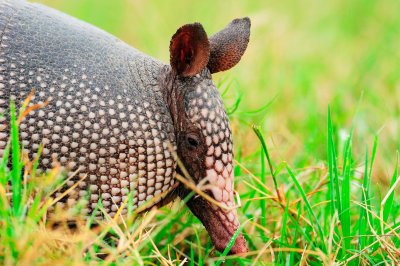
161 18 250 255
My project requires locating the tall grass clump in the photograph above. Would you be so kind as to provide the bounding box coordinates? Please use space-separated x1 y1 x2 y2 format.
236 105 399 264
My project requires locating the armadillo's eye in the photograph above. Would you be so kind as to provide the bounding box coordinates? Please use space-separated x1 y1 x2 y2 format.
186 133 200 148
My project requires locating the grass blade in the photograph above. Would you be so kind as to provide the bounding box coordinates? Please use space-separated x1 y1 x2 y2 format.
286 165 326 253
215 221 248 266
341 132 353 253
277 201 290 263
358 146 370 250
382 152 398 222
327 107 342 217
252 125 281 202
10 102 22 217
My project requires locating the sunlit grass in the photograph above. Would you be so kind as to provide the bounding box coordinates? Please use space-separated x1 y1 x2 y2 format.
2 0 400 264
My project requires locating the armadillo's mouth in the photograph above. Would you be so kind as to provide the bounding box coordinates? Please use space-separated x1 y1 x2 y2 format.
185 194 247 255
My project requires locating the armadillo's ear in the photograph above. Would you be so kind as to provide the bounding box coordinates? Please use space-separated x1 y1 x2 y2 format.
170 23 210 77
207 17 251 74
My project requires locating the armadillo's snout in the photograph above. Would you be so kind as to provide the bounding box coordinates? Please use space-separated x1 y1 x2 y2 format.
187 138 248 254
185 170 248 255
182 144 248 255
204 167 248 255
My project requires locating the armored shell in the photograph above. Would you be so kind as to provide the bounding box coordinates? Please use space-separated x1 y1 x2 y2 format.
0 0 177 216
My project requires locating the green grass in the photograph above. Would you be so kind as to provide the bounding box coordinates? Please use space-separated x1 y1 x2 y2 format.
1 0 399 264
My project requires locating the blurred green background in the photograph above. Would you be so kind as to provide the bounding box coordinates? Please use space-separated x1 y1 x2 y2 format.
33 0 399 182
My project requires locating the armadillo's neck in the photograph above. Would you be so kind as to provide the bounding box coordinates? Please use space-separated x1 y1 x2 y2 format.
156 66 188 137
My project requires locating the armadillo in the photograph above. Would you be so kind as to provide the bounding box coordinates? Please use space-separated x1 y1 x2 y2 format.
0 0 250 254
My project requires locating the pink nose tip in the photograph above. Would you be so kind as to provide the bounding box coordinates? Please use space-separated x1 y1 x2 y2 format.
212 230 248 255
227 233 248 255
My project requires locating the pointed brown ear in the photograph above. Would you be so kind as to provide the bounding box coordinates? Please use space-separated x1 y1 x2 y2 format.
207 17 251 74
170 23 210 77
